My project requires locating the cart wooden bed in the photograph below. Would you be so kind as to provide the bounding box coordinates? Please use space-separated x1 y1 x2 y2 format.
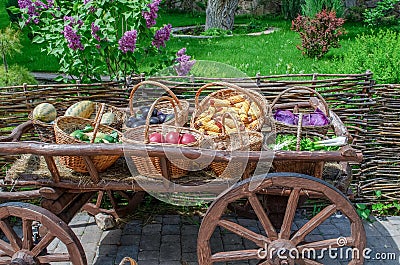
0 116 366 265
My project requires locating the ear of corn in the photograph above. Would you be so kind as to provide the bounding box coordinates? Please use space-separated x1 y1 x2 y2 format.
203 120 221 133
228 95 245 104
211 98 231 107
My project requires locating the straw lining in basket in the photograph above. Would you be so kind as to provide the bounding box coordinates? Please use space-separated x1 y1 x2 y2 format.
28 111 56 143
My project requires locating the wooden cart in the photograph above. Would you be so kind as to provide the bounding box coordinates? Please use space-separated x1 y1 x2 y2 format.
0 115 366 265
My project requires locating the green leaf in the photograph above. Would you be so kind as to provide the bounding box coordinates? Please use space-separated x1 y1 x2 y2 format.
32 36 45 44
356 203 367 210
375 190 382 198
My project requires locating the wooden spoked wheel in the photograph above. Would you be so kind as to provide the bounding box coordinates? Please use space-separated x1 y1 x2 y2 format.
197 173 366 265
83 190 145 219
0 202 86 265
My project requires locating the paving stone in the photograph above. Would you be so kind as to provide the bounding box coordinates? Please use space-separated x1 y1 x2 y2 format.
367 236 395 248
139 234 161 251
97 244 118 257
363 222 383 237
123 223 142 235
161 234 180 243
224 244 244 251
159 261 181 265
222 233 244 245
120 234 141 246
163 215 181 225
386 216 400 226
137 260 159 265
209 238 224 253
182 251 197 262
100 229 123 245
116 245 139 262
92 255 115 265
138 250 160 261
142 224 162 235
159 242 181 261
181 224 199 235
318 224 341 236
162 224 180 235
182 236 198 253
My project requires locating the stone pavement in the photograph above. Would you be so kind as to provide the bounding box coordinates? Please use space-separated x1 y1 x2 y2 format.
48 211 400 265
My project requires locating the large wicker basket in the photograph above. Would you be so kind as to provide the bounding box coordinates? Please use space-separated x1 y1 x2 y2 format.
271 86 332 135
126 80 190 129
54 105 122 173
190 82 268 133
28 111 56 143
207 112 263 179
123 97 203 179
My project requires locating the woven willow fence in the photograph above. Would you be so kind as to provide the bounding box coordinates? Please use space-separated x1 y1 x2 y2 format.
2 71 399 202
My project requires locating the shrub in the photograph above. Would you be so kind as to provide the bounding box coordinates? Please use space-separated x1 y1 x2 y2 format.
18 0 181 83
363 0 400 27
301 0 345 18
281 0 302 20
291 10 345 59
334 29 400 84
0 65 37 86
6 0 21 23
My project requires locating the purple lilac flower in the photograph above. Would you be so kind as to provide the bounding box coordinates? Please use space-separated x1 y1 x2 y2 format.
91 22 101 41
142 0 161 28
118 30 138 53
18 0 53 24
174 48 196 76
63 25 84 51
152 24 172 49
83 0 91 4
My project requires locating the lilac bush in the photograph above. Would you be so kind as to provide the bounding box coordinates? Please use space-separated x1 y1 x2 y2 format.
18 0 180 83
174 48 196 76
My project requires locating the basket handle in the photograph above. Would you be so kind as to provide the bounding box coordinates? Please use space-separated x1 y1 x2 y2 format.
90 103 105 144
220 111 245 149
128 80 182 116
118 257 137 265
143 96 178 144
270 86 329 116
193 81 266 121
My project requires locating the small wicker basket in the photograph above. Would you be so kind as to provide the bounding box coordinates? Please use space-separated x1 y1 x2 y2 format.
123 96 203 179
126 80 190 129
54 104 122 173
190 82 268 133
271 86 332 135
28 111 56 143
207 112 263 179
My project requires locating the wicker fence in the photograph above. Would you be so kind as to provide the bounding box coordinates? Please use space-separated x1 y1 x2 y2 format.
2 71 399 202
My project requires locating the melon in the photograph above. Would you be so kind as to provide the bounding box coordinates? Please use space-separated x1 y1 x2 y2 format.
65 101 95 118
32 103 57 123
100 112 115 125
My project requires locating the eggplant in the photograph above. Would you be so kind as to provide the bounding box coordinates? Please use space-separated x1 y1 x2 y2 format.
165 113 175 122
158 113 167 123
149 117 160 124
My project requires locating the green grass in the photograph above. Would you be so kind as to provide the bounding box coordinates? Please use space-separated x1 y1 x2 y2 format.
0 0 58 72
0 3 398 78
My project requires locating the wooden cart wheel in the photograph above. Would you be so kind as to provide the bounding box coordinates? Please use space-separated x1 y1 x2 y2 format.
0 202 86 265
198 172 366 265
83 191 145 219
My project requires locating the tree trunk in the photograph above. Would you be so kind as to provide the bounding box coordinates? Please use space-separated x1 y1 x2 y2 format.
1 50 8 73
205 0 239 30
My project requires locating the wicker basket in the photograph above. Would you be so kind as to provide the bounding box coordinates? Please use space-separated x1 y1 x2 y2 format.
126 80 190 129
28 112 56 143
207 112 263 179
190 82 268 133
93 102 126 130
54 104 122 173
271 86 332 135
123 97 203 179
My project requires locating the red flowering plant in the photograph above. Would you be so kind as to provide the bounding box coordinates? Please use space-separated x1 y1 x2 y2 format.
18 0 179 83
291 9 345 59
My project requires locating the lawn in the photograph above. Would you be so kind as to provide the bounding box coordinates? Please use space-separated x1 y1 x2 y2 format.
1 1 399 81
